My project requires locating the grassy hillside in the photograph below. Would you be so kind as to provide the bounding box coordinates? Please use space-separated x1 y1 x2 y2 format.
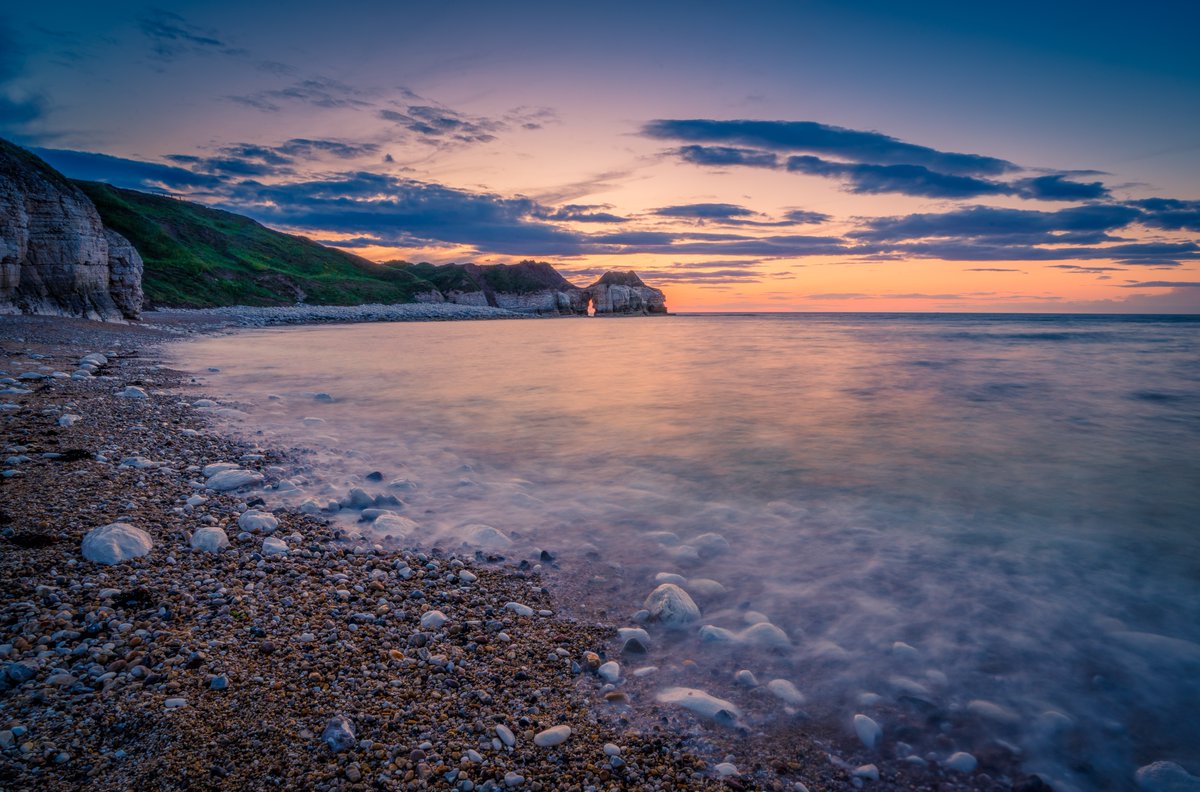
76 181 433 308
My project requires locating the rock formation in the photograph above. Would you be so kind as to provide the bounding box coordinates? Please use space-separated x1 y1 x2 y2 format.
585 270 668 315
432 261 590 315
0 139 143 320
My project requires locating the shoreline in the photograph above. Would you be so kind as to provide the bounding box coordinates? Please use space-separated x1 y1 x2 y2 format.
2 315 1015 791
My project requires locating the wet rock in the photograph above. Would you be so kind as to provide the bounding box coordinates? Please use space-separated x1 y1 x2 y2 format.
643 583 700 628
766 679 805 706
205 469 264 491
854 714 882 749
655 687 742 726
944 752 978 773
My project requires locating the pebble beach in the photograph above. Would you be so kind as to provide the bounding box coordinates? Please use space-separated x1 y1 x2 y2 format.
1 315 1044 791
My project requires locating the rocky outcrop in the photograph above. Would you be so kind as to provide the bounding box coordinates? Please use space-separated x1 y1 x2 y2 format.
585 271 668 316
430 261 590 316
0 139 143 320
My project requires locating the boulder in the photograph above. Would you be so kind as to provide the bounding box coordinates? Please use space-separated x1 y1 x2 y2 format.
82 523 153 564
643 583 700 628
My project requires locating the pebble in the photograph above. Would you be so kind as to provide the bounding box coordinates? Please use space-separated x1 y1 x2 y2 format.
715 762 739 777
420 610 448 629
853 764 880 781
598 661 621 683
116 386 148 399
533 725 571 747
261 537 288 556
495 724 516 747
322 715 356 752
209 675 229 690
734 669 759 687
164 697 188 708
504 602 534 617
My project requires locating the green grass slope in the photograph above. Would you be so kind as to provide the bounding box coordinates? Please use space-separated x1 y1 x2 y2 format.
76 181 433 308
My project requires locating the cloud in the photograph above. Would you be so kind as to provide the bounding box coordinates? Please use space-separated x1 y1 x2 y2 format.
852 204 1143 244
652 203 757 219
676 145 779 168
1119 281 1200 288
1130 198 1200 231
632 268 765 283
644 119 1017 176
965 267 1024 272
535 204 627 223
376 98 554 149
783 209 830 224
29 147 220 191
786 155 1009 198
1013 174 1110 201
379 105 502 144
1048 264 1127 274
139 10 243 60
229 77 373 112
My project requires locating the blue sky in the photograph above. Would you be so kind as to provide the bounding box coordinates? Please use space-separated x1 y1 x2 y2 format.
2 1 1198 311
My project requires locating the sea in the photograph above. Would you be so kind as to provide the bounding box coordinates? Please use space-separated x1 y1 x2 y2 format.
174 312 1200 790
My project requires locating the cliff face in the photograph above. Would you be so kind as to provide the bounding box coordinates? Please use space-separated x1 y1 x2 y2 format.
585 271 668 316
0 140 143 320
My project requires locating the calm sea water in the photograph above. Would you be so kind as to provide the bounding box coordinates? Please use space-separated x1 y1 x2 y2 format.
176 313 1200 789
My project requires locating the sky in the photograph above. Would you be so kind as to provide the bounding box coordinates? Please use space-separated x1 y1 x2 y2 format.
2 0 1199 312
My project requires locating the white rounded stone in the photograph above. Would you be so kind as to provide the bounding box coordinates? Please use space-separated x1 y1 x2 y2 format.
533 725 571 747
81 523 153 564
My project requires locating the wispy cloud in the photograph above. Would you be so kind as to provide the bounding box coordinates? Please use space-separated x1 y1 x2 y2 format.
139 10 244 61
229 77 374 112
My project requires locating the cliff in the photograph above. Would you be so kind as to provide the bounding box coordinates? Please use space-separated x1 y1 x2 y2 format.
0 140 143 320
585 271 668 315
